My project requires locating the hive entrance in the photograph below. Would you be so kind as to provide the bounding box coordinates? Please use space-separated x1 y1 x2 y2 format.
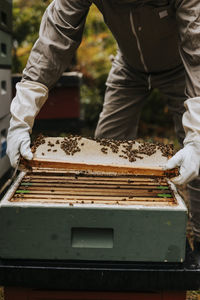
11 171 177 206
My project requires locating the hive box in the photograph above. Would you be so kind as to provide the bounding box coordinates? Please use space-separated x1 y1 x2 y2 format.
0 169 187 263
0 69 12 118
0 113 10 178
12 72 82 120
0 30 12 67
0 0 12 33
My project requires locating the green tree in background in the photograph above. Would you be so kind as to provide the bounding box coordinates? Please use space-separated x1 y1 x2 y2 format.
76 5 117 127
13 1 116 81
12 0 52 72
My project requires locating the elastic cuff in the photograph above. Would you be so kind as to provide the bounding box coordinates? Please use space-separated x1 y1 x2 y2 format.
20 79 49 92
184 97 200 107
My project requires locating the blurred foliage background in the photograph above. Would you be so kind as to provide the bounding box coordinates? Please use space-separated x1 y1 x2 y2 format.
13 0 179 146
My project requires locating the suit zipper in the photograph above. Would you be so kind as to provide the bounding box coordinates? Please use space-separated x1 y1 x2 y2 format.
129 11 148 73
148 75 151 90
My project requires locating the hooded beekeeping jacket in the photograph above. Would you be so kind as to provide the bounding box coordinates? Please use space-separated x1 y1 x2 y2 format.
22 0 200 101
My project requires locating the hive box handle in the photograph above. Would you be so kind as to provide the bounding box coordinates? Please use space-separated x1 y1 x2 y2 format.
71 228 114 248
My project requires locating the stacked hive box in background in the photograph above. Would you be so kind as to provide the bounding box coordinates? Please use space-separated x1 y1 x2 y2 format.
12 72 82 133
0 0 12 178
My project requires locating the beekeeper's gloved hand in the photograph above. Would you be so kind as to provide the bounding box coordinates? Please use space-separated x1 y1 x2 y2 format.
164 98 200 185
7 81 48 168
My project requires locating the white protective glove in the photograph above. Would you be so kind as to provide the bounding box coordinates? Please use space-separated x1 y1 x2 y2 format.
164 97 200 185
7 80 48 168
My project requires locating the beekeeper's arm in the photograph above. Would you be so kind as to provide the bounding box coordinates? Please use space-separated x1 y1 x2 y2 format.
165 0 200 184
7 0 91 167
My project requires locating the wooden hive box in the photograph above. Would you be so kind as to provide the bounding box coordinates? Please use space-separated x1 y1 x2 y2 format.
0 137 187 262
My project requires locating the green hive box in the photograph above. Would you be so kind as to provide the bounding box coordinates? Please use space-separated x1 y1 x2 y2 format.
0 171 187 262
0 113 11 178
0 0 12 33
0 30 12 66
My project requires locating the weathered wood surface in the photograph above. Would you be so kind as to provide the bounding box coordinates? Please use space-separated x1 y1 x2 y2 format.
11 171 176 206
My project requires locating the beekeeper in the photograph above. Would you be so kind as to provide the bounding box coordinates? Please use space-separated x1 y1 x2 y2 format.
7 0 200 246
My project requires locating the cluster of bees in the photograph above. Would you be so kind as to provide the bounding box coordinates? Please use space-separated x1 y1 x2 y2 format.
60 135 84 156
95 138 174 162
31 134 46 153
45 140 58 154
95 138 122 154
32 134 174 160
157 143 174 157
